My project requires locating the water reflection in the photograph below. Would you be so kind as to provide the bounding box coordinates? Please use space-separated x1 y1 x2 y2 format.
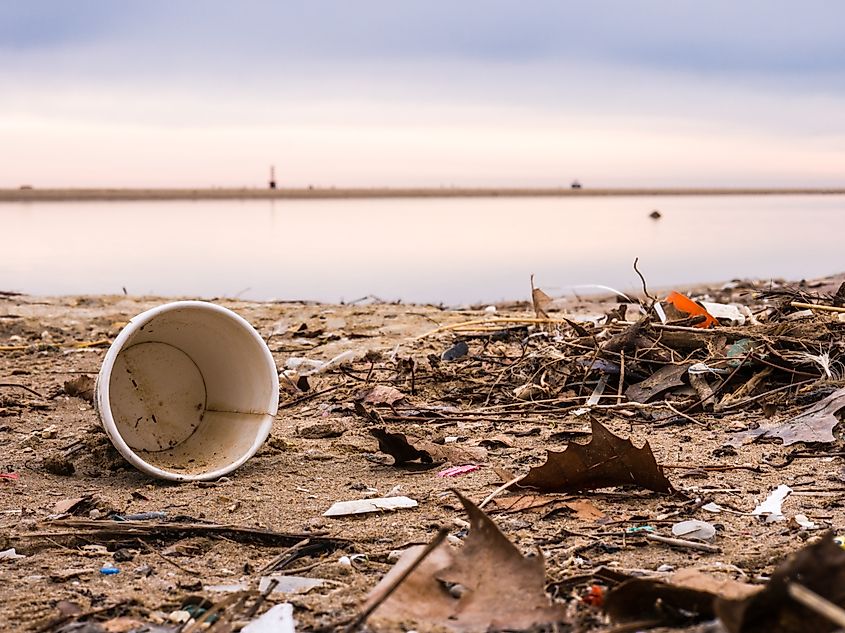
2 195 843 303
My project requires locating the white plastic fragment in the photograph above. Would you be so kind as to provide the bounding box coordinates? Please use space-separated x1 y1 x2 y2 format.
285 350 360 376
242 603 296 633
793 514 817 529
653 302 667 324
0 548 25 560
323 496 418 517
699 301 746 326
671 520 716 541
688 363 730 376
752 485 792 523
701 502 724 513
206 576 325 594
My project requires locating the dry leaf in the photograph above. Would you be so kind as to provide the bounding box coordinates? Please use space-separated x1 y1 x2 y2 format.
625 362 691 403
366 491 566 631
605 569 759 626
370 428 487 467
512 419 674 494
730 387 845 446
488 494 572 513
369 428 435 465
361 385 408 405
531 274 553 319
561 499 606 522
716 534 845 633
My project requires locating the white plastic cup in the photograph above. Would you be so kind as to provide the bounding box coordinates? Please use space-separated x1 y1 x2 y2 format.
96 301 279 481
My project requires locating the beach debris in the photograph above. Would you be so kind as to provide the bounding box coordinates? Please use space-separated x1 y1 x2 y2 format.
360 385 407 406
751 485 792 523
100 564 120 575
716 534 845 633
512 419 674 494
286 350 358 376
0 472 19 482
664 291 718 327
369 428 434 465
369 427 487 467
672 519 717 541
207 576 325 594
625 362 691 403
0 548 25 560
437 464 480 478
700 301 748 326
362 491 566 631
63 375 95 403
605 568 758 627
792 514 817 530
323 496 418 517
241 603 295 633
531 275 553 319
732 387 845 446
649 209 662 219
52 496 90 516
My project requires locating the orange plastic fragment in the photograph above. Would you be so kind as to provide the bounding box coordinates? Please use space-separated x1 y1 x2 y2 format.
664 291 718 328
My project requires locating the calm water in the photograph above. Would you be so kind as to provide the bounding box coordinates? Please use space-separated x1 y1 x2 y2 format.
2 195 843 304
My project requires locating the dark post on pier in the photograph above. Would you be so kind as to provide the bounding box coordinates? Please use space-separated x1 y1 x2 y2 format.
269 165 276 189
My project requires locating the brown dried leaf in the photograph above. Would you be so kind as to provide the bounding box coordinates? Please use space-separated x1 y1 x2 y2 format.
369 429 487 467
369 428 434 465
561 499 606 522
361 385 407 405
531 274 553 319
625 362 691 403
512 419 674 494
605 569 759 626
489 494 572 513
366 491 566 631
730 387 845 446
716 534 845 633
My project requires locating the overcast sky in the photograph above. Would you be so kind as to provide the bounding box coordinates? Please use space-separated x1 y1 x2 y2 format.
2 1 845 187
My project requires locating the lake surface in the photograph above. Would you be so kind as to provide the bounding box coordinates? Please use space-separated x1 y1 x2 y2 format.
2 195 843 304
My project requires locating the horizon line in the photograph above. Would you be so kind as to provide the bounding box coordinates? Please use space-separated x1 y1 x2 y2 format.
2 186 845 202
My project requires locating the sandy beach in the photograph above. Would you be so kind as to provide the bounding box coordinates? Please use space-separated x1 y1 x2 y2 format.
3 273 845 630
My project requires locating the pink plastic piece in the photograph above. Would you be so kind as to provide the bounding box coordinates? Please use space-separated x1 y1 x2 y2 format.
437 464 481 478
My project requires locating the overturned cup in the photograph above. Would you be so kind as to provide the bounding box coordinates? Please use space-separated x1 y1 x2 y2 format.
96 301 279 481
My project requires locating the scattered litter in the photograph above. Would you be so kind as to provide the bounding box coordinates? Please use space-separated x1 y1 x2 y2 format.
0 472 19 482
751 485 792 523
100 564 120 575
0 548 25 560
241 603 295 633
437 464 481 478
323 496 418 517
671 520 716 541
792 514 817 529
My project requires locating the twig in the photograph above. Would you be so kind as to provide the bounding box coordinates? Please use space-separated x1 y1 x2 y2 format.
0 383 45 398
645 532 721 553
415 317 581 340
787 582 845 627
633 257 656 305
344 527 449 632
136 538 201 575
478 475 524 509
617 350 625 404
258 537 311 574
790 301 845 314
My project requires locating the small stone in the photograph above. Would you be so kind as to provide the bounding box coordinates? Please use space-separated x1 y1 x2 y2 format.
113 548 135 562
40 425 58 439
168 610 192 624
